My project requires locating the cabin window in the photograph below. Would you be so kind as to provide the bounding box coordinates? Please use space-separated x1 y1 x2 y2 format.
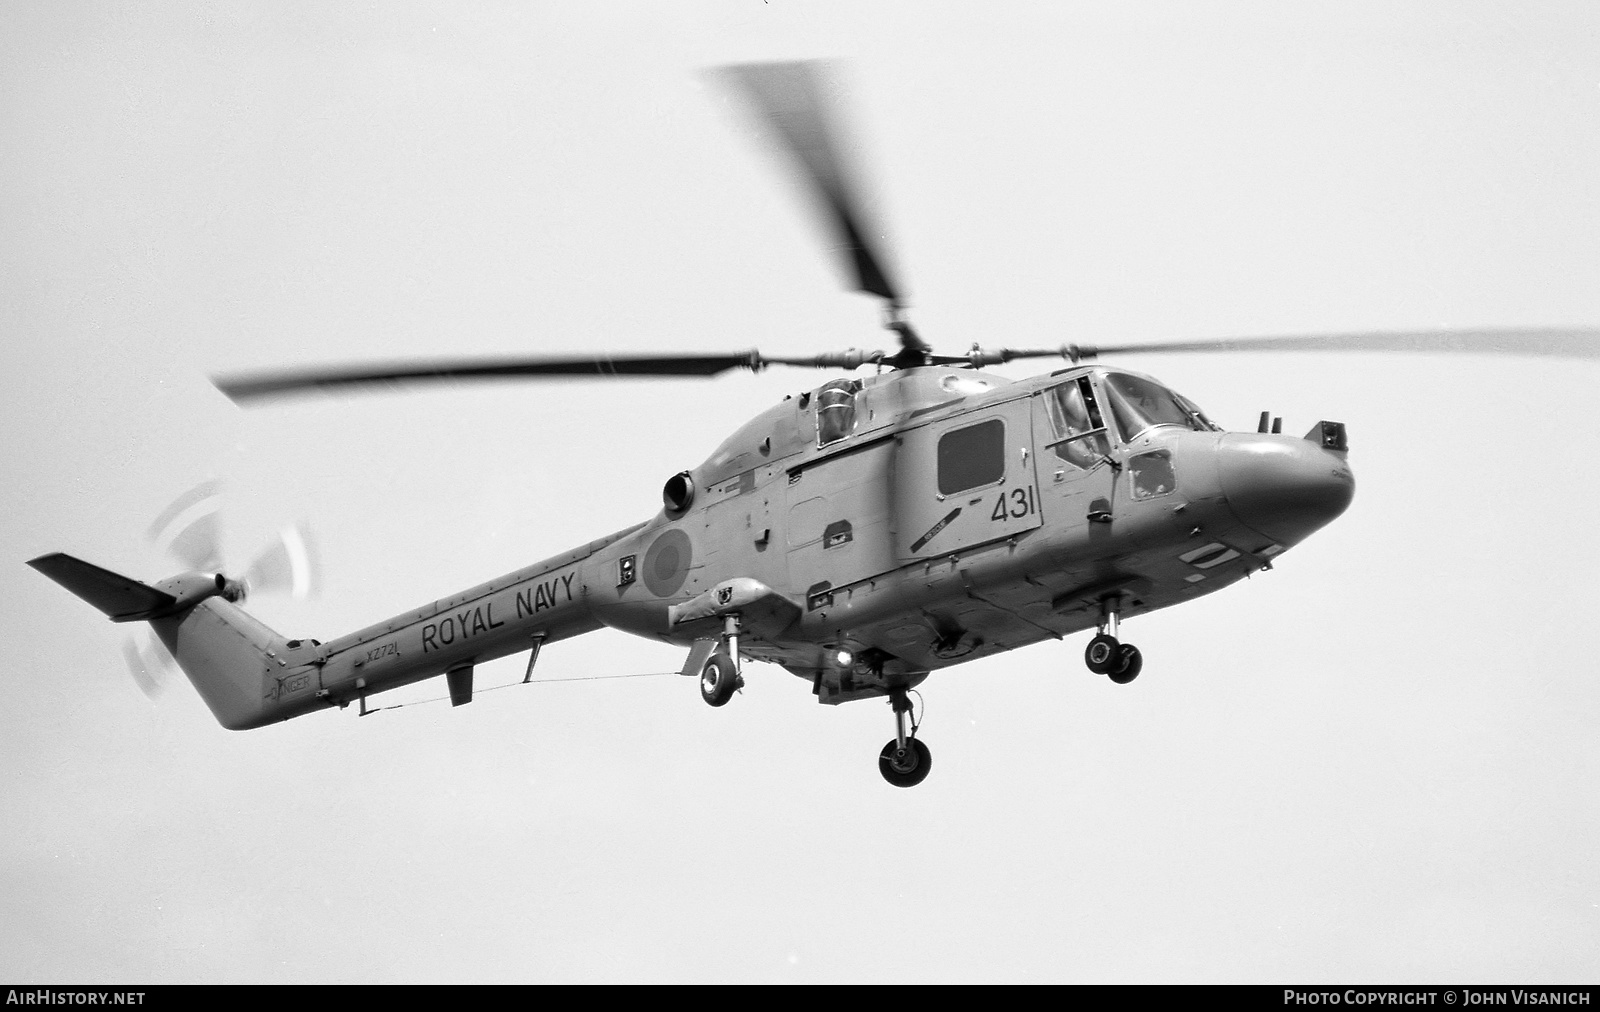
937 419 1005 495
815 379 861 446
1043 377 1112 469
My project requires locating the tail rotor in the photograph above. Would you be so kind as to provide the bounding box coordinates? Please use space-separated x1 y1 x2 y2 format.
124 482 320 699
122 635 173 699
240 523 319 600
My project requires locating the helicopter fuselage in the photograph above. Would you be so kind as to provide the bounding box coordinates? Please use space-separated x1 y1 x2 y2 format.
218 362 1353 726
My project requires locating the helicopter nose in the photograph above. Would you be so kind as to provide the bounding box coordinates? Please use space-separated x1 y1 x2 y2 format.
1216 434 1354 546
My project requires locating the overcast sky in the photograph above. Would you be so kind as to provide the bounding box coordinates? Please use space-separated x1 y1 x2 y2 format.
4 1 1599 983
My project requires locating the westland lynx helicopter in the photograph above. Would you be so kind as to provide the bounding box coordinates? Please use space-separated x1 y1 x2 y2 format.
28 63 1600 786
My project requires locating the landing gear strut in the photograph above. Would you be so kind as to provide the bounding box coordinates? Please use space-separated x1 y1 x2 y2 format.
1084 598 1142 684
878 687 931 788
699 614 745 707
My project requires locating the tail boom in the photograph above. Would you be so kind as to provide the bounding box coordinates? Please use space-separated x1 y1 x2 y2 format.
30 527 642 730
306 554 606 717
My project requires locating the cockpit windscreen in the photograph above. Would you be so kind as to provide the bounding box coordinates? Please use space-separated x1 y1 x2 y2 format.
1102 372 1217 440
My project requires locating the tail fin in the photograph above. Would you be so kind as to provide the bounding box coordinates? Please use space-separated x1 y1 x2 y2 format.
29 553 314 730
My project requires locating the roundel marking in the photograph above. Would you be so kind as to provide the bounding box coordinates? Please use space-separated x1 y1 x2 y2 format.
642 528 693 597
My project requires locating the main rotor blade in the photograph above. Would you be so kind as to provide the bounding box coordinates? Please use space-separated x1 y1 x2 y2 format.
214 349 894 404
1081 327 1600 360
215 352 765 403
715 61 908 315
972 327 1600 366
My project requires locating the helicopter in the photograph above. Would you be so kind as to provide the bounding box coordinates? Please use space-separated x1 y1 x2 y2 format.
26 61 1600 787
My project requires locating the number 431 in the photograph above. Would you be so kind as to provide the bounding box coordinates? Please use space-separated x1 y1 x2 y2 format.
990 486 1036 522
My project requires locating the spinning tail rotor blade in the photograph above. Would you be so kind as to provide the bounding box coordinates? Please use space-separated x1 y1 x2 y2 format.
241 523 321 601
128 483 321 701
147 482 323 601
147 479 225 573
123 631 177 700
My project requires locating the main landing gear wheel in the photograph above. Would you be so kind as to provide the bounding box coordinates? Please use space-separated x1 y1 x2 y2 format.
699 652 741 707
879 738 932 788
878 686 930 787
1084 633 1121 674
1108 644 1142 684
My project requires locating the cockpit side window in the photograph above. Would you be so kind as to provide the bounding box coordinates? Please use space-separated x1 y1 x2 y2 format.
1043 376 1112 470
1103 373 1213 441
815 379 862 447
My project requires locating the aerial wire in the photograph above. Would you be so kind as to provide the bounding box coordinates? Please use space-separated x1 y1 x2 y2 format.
360 669 679 713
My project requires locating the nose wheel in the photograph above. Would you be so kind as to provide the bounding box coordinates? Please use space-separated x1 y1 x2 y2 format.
878 687 931 787
1084 598 1142 684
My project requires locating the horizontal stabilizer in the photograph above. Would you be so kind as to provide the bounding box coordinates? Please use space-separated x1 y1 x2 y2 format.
27 552 177 622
